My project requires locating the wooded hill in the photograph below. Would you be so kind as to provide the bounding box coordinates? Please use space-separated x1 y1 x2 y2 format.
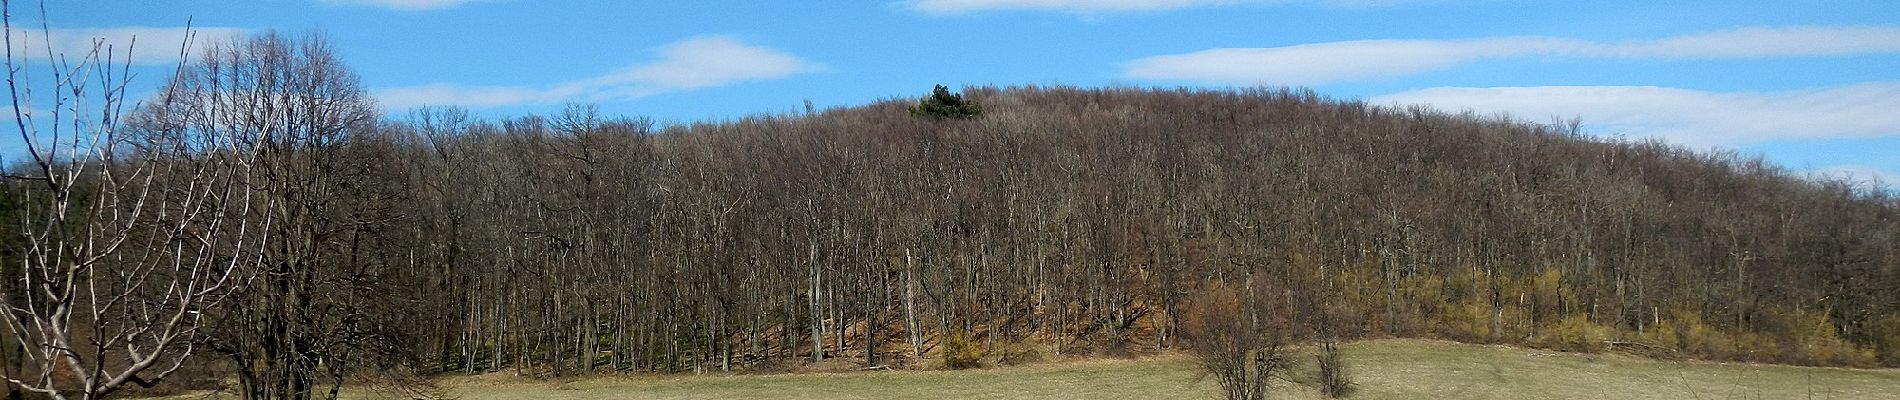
2 33 1897 399
381 85 1900 373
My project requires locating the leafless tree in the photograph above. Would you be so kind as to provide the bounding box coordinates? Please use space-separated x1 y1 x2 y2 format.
136 30 412 400
379 85 1895 376
1181 278 1294 400
0 3 261 399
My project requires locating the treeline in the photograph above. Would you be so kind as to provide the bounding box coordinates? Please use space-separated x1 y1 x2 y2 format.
375 85 1899 374
3 32 1898 399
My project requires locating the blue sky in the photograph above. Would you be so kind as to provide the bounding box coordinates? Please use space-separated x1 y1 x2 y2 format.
11 0 1900 186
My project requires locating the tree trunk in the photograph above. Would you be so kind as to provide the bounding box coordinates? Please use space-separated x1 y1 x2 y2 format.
905 248 924 358
809 244 825 361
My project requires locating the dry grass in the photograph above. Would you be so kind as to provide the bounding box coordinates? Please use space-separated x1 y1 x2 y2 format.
152 339 1900 399
1342 339 1900 399
425 355 1210 400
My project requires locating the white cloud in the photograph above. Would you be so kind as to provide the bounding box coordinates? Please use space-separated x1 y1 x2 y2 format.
375 36 819 110
589 36 821 93
6 27 246 65
1610 27 1900 58
909 0 1408 13
1369 82 1900 146
1126 37 1582 86
319 0 487 11
1125 27 1900 85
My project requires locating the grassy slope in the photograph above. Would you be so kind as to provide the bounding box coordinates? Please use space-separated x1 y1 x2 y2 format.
438 358 1212 400
1348 340 1899 399
167 339 1900 399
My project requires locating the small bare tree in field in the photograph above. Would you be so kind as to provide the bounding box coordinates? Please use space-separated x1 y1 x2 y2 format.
1311 340 1353 398
1180 278 1295 400
0 2 261 399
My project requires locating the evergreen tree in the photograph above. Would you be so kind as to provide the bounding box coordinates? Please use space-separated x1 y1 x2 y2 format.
910 84 982 119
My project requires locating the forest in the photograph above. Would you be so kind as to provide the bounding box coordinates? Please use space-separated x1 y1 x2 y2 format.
2 31 1897 400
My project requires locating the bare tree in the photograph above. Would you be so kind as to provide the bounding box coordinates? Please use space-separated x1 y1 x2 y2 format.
343 84 1899 377
1180 278 1294 400
140 31 409 400
0 3 260 399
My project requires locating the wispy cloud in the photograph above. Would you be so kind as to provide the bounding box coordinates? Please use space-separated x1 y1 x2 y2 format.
1811 165 1898 189
375 36 820 110
910 0 1408 14
319 0 489 11
1125 27 1900 85
6 27 246 65
1369 82 1900 146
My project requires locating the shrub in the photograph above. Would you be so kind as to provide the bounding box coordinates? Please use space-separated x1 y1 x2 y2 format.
1644 308 1732 358
1433 299 1493 342
910 84 982 119
1872 315 1900 367
1181 280 1295 400
1312 341 1355 398
1537 314 1608 353
1767 307 1876 366
940 331 984 369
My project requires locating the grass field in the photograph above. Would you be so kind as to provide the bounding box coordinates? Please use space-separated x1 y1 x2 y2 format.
166 339 1900 399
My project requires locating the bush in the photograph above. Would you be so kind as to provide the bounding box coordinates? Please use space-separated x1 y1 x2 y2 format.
1433 299 1493 342
1537 314 1609 353
940 331 984 369
1872 315 1900 367
1312 341 1355 398
910 84 982 119
1767 307 1876 366
1643 309 1739 360
1181 280 1295 400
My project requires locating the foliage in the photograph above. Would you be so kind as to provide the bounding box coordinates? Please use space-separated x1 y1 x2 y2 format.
1763 306 1876 366
1872 315 1900 365
909 84 982 119
940 331 985 370
1535 314 1610 353
1642 309 1729 357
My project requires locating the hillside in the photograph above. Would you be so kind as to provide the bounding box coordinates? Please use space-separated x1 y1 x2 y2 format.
363 84 1900 372
7 80 1899 395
